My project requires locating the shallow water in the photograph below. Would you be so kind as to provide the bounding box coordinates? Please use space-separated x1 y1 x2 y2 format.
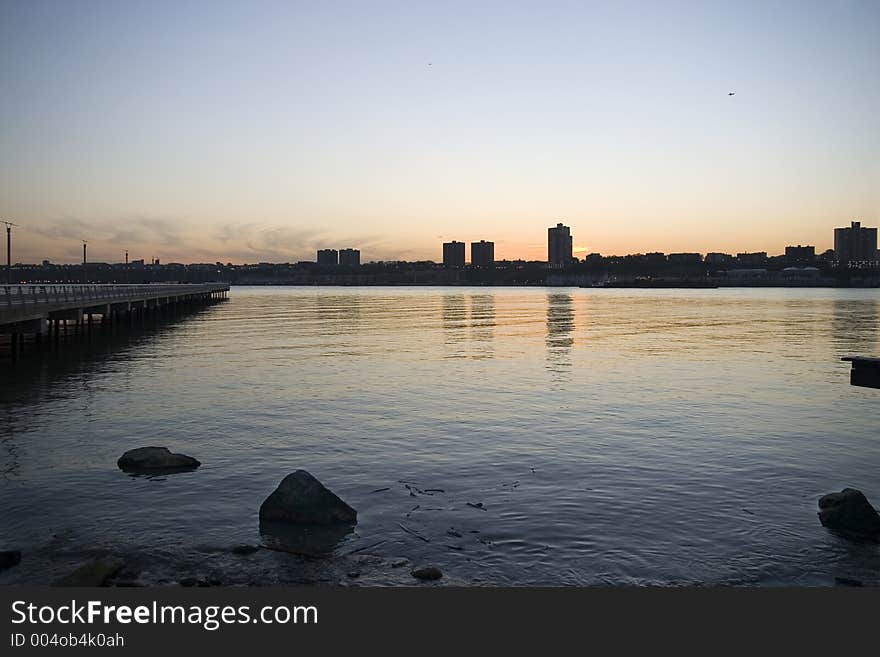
2 286 879 585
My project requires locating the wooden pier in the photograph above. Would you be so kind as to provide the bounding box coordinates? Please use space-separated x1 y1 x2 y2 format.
842 357 880 389
1 283 228 357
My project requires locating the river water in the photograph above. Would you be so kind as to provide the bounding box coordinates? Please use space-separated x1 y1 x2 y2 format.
2 286 879 585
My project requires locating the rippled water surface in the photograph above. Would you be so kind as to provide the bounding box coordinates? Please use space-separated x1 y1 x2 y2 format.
2 286 879 585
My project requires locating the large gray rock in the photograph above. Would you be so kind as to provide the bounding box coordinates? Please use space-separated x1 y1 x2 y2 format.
259 470 357 526
818 488 880 539
117 447 200 474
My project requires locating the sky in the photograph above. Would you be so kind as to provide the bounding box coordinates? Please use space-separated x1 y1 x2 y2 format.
1 0 878 264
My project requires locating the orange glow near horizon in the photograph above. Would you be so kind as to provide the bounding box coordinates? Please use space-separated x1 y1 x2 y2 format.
7 217 864 266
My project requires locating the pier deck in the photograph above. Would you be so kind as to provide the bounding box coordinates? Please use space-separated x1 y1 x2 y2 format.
1 283 228 354
842 356 880 389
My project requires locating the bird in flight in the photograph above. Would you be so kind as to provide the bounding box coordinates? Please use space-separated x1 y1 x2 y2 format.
728 92 735 96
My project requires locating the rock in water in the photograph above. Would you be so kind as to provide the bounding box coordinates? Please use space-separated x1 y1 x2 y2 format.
818 488 880 538
0 550 21 571
834 577 864 587
259 470 357 525
54 558 125 587
411 565 443 581
117 447 200 474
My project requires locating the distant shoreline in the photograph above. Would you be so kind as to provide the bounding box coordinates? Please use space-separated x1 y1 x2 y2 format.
225 282 880 289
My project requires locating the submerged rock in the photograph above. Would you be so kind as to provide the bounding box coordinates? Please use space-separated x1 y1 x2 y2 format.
259 470 357 526
818 488 880 539
0 550 21 571
113 565 142 585
411 565 443 581
260 519 355 556
117 447 200 474
54 558 125 587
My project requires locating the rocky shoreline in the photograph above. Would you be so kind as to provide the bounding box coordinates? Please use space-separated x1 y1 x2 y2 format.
1 447 457 587
3 446 879 587
0 538 466 587
45 549 455 588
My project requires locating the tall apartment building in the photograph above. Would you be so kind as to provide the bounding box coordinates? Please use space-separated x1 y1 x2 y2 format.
339 248 360 266
834 221 878 268
316 249 338 265
471 240 495 267
443 241 466 268
548 223 573 268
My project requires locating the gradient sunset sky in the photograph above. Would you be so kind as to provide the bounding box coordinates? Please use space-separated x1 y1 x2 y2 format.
1 0 878 264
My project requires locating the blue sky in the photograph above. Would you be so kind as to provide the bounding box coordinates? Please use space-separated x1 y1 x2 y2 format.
1 0 878 263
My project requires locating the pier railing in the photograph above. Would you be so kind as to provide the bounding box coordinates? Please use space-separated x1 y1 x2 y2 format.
0 284 225 309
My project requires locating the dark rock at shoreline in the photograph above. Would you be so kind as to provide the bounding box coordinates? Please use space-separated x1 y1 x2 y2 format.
117 447 200 474
259 470 357 526
231 544 260 555
112 565 142 586
818 488 880 539
0 550 21 571
834 577 864 587
54 558 125 587
411 565 443 581
180 576 223 587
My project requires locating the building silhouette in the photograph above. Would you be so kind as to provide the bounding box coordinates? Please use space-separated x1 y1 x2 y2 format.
443 241 465 268
316 249 338 265
471 240 495 268
736 252 768 267
548 223 573 268
705 252 734 266
339 248 360 267
834 221 878 268
784 245 816 264
667 253 702 265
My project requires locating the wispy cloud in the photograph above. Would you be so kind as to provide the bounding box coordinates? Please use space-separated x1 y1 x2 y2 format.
28 215 183 246
16 216 428 264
